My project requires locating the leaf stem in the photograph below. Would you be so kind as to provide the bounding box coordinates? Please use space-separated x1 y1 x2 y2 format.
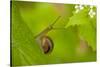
34 16 61 39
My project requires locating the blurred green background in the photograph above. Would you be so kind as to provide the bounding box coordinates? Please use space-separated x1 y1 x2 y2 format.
11 1 96 66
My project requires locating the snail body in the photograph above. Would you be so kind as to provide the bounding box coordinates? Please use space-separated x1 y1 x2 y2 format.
35 16 61 54
35 27 53 54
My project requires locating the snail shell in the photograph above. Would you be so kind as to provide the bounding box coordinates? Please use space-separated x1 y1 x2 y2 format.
41 36 54 54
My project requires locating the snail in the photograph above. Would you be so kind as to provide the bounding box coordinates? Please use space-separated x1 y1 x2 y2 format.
41 36 54 54
35 16 61 54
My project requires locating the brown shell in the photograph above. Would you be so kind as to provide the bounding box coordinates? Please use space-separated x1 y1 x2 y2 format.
41 36 54 54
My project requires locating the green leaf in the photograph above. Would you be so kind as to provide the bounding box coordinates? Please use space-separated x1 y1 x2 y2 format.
65 6 96 51
65 8 90 28
12 2 47 66
78 23 96 51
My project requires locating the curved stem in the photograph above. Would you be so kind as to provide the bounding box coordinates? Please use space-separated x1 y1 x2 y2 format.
52 27 66 30
35 16 61 40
